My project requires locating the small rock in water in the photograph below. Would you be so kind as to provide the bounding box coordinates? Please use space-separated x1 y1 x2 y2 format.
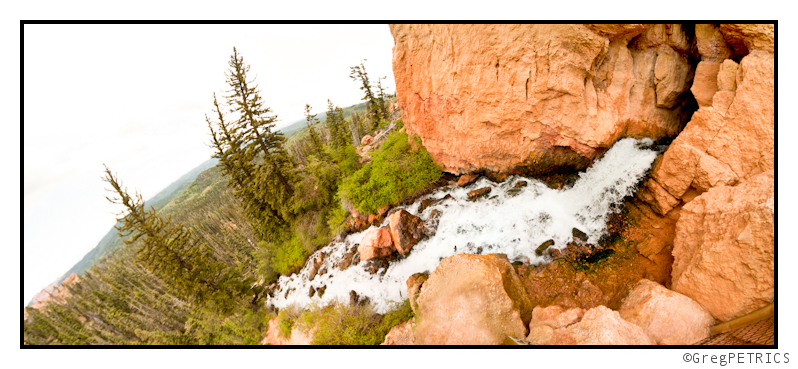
514 181 528 188
467 187 492 201
317 285 327 298
308 286 316 298
457 173 480 187
572 228 589 242
536 239 555 256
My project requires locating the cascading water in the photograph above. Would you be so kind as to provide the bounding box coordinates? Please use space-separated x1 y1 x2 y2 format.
266 138 659 313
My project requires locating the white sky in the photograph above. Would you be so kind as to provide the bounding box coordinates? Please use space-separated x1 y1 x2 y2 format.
22 24 396 306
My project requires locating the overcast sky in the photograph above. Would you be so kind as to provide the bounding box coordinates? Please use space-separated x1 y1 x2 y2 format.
22 24 396 306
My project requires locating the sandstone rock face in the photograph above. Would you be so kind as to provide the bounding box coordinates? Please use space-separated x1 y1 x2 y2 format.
695 24 733 61
390 24 695 175
619 279 716 345
357 226 395 261
261 318 314 345
406 272 429 314
527 305 655 345
691 61 721 108
670 171 774 321
381 318 416 345
720 24 775 56
647 43 773 214
387 209 425 255
414 253 533 344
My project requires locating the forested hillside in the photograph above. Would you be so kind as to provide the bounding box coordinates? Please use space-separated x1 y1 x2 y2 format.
23 49 426 345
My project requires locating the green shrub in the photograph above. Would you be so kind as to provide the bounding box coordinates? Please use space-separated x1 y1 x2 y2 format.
276 305 302 339
298 299 414 345
339 131 441 214
259 233 308 276
326 204 350 236
394 119 404 129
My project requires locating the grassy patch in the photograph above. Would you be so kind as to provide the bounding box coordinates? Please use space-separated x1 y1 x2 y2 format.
340 131 441 214
297 299 414 345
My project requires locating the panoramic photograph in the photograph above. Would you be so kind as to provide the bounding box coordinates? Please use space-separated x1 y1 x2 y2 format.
23 24 775 349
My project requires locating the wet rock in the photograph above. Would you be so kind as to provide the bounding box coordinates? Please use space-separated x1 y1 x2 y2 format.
535 239 554 256
349 290 370 307
406 272 429 314
671 171 774 321
485 171 508 183
572 228 588 242
307 252 325 281
619 279 716 345
388 209 426 255
514 181 528 188
337 246 359 271
425 209 443 236
378 205 391 217
418 194 453 213
467 187 491 201
457 173 480 187
364 257 389 275
357 226 396 261
308 286 316 298
527 305 655 345
316 285 327 298
414 253 533 345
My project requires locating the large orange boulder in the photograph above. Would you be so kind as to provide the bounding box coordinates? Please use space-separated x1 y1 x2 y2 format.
527 305 655 345
413 254 533 344
618 279 716 345
670 171 774 322
357 226 395 261
387 209 425 255
389 24 696 175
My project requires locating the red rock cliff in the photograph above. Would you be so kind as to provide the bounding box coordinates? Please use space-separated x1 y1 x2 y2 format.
390 24 698 175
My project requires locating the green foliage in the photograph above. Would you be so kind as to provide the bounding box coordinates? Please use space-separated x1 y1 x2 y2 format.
261 233 308 276
339 131 441 214
297 299 413 345
276 306 302 339
395 119 404 129
377 119 390 129
326 204 349 236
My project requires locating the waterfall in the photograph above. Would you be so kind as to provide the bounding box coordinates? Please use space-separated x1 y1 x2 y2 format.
267 138 659 313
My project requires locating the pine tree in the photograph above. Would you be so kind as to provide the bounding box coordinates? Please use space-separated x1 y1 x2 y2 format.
303 103 325 156
207 93 285 239
224 47 295 205
101 165 241 305
325 99 350 149
350 60 388 128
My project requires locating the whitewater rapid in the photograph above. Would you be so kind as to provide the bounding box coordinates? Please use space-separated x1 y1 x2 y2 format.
266 138 659 313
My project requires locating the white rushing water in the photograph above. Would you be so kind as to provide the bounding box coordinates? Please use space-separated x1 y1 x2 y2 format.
266 138 659 313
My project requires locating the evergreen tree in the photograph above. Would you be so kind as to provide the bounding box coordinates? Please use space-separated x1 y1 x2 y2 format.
325 99 350 149
101 165 243 305
350 60 389 128
224 47 296 206
303 104 325 156
207 93 285 239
